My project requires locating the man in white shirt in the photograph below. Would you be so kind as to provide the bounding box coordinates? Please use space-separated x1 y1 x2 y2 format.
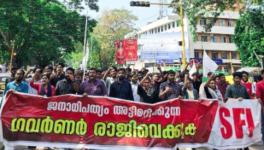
131 74 140 102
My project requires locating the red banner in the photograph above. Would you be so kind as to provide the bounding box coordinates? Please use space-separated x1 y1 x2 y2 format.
123 39 138 61
0 91 262 149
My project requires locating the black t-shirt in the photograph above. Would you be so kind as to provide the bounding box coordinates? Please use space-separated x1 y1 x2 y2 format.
109 80 134 101
193 80 202 93
50 74 65 87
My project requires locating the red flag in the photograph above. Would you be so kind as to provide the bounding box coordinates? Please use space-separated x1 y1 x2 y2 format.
123 39 138 61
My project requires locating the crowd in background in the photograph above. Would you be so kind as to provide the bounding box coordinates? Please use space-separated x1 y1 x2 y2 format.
2 63 264 150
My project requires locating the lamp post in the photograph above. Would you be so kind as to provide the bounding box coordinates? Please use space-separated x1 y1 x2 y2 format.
82 11 89 81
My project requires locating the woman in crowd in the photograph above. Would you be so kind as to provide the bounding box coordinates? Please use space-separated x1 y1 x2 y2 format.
200 77 223 102
138 77 155 103
30 73 55 97
182 76 199 100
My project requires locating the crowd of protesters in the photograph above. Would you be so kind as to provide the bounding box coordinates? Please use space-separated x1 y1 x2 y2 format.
2 63 264 150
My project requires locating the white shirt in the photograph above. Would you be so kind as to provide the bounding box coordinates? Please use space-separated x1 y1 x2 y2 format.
131 82 140 102
187 89 194 99
105 77 116 95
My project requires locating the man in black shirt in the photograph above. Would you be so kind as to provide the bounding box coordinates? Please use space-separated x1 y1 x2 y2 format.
50 63 65 86
159 70 183 101
55 67 75 95
191 73 202 93
109 68 134 100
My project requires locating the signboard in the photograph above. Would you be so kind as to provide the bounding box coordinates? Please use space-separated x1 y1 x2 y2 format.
138 32 190 61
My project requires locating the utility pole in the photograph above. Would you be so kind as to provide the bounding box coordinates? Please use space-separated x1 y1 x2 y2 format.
179 0 186 66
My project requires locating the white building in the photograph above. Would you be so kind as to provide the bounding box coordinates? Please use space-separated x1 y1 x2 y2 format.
127 10 241 73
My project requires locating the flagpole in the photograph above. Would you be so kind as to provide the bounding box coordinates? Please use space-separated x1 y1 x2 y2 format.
82 11 89 82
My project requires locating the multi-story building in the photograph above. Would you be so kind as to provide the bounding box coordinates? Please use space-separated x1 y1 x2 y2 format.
127 10 241 73
192 10 241 73
128 15 191 65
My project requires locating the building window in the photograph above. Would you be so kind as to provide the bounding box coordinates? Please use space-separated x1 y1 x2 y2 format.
220 19 225 26
161 26 163 32
222 52 228 59
211 36 216 42
221 36 226 43
223 66 229 73
168 23 171 29
164 25 167 31
195 51 200 58
200 18 206 25
158 27 160 32
232 52 237 59
212 52 218 59
228 36 232 43
201 36 208 42
227 20 232 27
172 22 175 28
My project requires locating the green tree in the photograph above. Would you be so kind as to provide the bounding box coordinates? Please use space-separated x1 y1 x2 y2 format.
63 42 83 68
171 0 238 39
234 9 264 66
87 35 102 68
63 0 99 11
92 9 137 68
0 0 97 67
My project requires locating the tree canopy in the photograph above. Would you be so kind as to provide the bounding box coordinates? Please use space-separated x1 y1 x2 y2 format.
171 0 238 39
0 0 97 67
90 9 138 69
234 9 264 66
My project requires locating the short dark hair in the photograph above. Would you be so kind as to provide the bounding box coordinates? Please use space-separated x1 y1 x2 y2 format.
16 69 25 76
241 71 249 76
191 72 198 76
89 68 97 72
57 63 65 68
207 72 213 77
96 69 103 73
45 65 53 71
152 73 160 77
126 67 132 72
117 68 125 72
110 66 117 71
66 67 75 74
33 67 42 73
11 67 18 71
233 72 242 78
75 69 83 76
207 76 216 84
